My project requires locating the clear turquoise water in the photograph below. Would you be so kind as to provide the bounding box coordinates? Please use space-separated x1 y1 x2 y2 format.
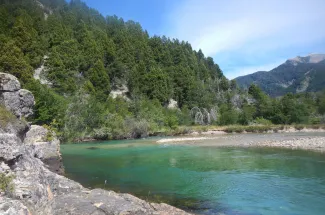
61 137 325 215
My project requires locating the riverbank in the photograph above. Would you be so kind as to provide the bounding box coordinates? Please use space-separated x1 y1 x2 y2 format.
157 133 325 153
186 124 325 135
67 124 325 144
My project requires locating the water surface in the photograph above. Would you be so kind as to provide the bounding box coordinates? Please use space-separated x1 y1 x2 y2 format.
61 133 325 215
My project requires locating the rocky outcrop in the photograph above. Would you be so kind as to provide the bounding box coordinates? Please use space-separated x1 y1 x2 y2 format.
0 198 32 215
167 99 179 109
53 189 188 215
0 72 35 118
0 73 189 215
24 125 64 175
0 73 21 91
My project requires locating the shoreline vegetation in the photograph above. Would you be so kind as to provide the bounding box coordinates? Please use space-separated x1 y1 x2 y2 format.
1 1 325 146
69 124 325 143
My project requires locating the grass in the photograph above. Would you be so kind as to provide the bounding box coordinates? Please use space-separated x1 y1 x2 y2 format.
0 105 17 128
0 173 15 195
223 125 276 133
189 124 325 134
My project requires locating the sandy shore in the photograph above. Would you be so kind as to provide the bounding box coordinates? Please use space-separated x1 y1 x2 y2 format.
157 133 325 153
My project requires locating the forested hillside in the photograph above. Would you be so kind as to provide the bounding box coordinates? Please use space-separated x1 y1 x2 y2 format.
1 0 325 141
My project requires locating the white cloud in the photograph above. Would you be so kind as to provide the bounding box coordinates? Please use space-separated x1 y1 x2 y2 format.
167 0 325 56
165 0 325 77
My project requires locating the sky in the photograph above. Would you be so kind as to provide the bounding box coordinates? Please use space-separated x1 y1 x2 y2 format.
81 0 325 79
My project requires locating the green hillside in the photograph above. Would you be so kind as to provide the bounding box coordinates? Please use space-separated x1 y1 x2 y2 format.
1 0 325 141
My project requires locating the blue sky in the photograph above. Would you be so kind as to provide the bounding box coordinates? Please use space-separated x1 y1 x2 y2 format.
82 0 325 79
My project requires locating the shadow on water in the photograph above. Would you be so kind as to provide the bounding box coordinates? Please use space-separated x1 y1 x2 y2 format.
86 146 99 150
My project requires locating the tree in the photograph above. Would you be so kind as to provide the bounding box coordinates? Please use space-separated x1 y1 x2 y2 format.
86 59 111 98
239 104 256 125
219 104 239 125
26 80 67 126
0 39 33 83
318 92 325 115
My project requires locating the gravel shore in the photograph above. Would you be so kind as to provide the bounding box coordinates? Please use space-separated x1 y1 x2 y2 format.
250 137 325 152
157 133 325 153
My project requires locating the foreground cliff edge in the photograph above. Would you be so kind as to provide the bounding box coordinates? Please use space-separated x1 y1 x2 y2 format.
0 73 189 215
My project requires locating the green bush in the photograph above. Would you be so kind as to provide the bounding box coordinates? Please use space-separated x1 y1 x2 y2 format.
294 125 305 130
125 118 150 138
309 117 321 125
224 126 245 133
93 127 112 140
0 106 16 128
219 108 239 125
173 126 192 135
0 173 15 195
254 117 272 125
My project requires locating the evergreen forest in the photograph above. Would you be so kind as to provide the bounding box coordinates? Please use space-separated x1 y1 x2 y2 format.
1 0 325 141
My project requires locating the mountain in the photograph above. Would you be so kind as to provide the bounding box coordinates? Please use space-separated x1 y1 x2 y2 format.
235 54 325 97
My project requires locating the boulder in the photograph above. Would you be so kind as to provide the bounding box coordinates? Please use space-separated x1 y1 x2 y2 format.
24 125 64 174
167 99 178 109
0 73 21 92
0 90 35 118
0 73 34 118
0 133 23 162
0 198 31 215
0 106 29 140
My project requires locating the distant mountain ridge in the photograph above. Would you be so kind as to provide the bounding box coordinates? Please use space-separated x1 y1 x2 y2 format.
235 54 325 97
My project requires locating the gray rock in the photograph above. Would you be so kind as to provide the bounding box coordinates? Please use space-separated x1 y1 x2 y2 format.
24 125 64 174
0 109 29 140
53 189 189 215
0 73 21 92
0 72 35 118
0 198 31 215
0 89 35 118
0 133 24 162
167 99 179 109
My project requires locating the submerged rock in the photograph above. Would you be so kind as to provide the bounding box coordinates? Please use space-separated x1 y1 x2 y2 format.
86 146 99 150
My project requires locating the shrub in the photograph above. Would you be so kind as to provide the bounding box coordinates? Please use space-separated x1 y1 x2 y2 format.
125 118 150 138
294 125 304 130
0 106 16 128
224 126 245 133
173 126 192 135
309 117 321 125
254 117 272 125
93 127 112 140
219 109 239 125
0 173 15 195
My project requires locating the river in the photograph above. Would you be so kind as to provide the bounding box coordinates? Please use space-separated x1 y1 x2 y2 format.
61 132 325 215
